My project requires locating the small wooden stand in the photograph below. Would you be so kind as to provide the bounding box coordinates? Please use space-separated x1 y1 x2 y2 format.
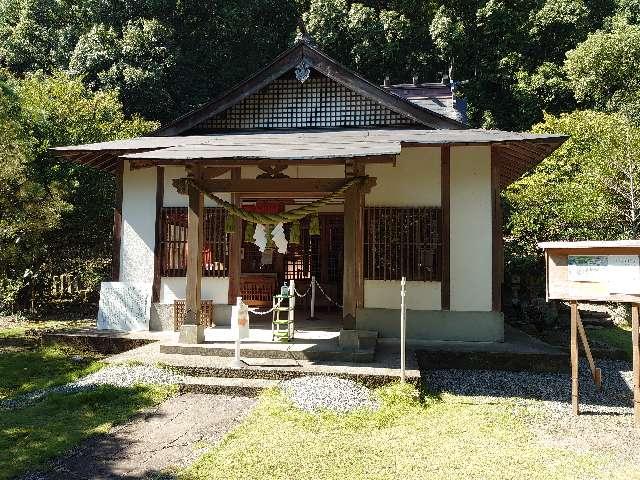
539 241 640 425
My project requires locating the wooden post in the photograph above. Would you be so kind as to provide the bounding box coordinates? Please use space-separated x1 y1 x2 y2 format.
490 146 503 312
440 146 450 310
576 308 602 389
111 160 124 281
228 168 242 305
342 160 365 330
152 167 164 303
179 166 205 344
633 303 640 426
570 300 579 415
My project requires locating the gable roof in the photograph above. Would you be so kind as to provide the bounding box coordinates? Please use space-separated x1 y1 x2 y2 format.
153 39 466 136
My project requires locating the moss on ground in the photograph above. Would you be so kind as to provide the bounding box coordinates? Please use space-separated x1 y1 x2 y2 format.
182 383 630 480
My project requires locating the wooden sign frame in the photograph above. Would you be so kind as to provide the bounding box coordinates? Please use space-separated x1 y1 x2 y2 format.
539 241 640 426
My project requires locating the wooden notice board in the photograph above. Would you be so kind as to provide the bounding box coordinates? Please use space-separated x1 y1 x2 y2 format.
539 240 640 426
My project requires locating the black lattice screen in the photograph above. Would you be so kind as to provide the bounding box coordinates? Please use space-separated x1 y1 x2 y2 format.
191 70 417 131
364 207 442 282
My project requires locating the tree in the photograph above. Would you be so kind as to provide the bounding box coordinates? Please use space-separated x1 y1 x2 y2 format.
505 110 640 263
0 71 156 313
564 19 640 123
305 0 442 84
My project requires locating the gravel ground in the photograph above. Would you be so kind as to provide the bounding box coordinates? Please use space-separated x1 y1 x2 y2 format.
0 364 185 410
282 375 379 413
422 358 640 465
422 358 633 415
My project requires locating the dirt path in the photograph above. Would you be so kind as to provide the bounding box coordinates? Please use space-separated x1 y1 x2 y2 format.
24 393 256 479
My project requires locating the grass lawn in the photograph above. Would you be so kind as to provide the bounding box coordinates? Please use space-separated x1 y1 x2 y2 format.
588 325 633 360
0 319 175 479
182 384 637 480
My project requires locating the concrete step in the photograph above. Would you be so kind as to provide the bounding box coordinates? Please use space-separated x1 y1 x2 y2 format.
160 341 375 362
178 375 279 396
162 361 420 388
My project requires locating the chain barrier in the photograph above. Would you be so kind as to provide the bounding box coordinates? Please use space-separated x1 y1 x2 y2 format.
247 299 282 316
314 280 343 309
294 284 311 298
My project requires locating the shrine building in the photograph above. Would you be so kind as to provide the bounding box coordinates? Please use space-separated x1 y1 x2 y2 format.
54 37 566 344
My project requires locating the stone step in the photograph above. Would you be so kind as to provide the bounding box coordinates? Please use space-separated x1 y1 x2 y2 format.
162 361 420 388
178 375 279 396
160 341 375 362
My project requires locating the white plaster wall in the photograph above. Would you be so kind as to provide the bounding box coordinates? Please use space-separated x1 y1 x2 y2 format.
163 166 231 207
119 162 157 283
159 277 230 304
363 147 442 310
364 280 441 310
366 147 441 206
450 145 492 311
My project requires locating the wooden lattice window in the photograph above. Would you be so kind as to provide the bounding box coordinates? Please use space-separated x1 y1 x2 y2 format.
190 70 417 131
364 207 442 282
284 219 320 280
160 207 229 277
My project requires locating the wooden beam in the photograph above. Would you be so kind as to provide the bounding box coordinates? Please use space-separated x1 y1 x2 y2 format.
125 155 397 168
152 167 164 303
633 303 640 426
342 160 365 329
111 160 124 281
179 166 205 344
441 145 450 311
491 146 503 312
576 309 602 389
201 167 230 179
188 178 355 193
228 168 242 305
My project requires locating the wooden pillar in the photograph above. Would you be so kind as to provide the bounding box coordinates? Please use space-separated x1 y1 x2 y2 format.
491 146 503 312
152 167 164 303
440 146 450 310
228 168 242 305
342 160 365 330
179 166 205 344
570 300 579 415
111 160 124 281
633 303 640 426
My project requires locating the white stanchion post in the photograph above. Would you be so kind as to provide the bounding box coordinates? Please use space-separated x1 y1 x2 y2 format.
232 296 249 367
400 277 406 383
289 280 295 321
289 280 296 339
310 276 316 320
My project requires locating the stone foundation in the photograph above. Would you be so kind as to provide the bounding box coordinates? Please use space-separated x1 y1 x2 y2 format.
356 308 504 342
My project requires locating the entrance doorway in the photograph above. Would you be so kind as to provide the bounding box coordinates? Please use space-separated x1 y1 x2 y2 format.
239 213 343 312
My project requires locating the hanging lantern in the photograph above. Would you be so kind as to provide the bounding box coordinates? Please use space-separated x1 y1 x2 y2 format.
309 214 320 236
224 214 236 234
244 222 255 242
288 221 301 245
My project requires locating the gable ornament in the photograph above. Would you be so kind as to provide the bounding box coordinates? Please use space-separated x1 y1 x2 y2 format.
295 59 312 83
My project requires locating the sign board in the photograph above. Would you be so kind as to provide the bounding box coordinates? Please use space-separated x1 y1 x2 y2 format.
97 282 152 331
539 241 640 302
231 300 250 340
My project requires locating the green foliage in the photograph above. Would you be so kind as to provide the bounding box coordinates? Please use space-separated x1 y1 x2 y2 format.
0 71 156 313
504 110 640 278
305 0 441 84
565 19 640 123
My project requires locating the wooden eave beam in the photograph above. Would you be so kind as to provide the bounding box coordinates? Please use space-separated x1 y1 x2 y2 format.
125 154 396 168
175 177 374 194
